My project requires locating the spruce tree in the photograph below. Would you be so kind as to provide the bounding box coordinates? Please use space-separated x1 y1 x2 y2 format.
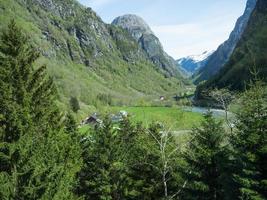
0 20 82 199
70 96 80 113
230 80 267 199
77 118 115 200
181 112 228 200
76 118 166 200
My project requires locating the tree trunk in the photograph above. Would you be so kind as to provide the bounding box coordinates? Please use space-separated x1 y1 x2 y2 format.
163 171 168 198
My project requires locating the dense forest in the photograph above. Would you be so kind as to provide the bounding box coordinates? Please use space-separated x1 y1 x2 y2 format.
0 21 266 200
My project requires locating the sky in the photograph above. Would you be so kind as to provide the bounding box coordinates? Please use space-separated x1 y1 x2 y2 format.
78 0 247 59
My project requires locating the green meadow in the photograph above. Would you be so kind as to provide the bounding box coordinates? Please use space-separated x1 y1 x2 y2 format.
94 106 203 130
111 106 203 129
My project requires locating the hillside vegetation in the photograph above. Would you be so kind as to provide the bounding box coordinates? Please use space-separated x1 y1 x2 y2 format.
0 0 187 115
193 0 257 84
196 0 267 93
0 1 267 199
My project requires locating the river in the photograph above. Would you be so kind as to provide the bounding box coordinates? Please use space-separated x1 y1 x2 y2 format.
183 106 226 118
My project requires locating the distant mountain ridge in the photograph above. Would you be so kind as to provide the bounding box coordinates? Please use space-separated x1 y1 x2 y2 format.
194 0 257 83
177 51 214 75
112 14 183 78
196 0 267 96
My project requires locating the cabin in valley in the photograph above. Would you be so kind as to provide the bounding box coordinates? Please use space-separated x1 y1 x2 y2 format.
82 113 103 126
81 111 128 127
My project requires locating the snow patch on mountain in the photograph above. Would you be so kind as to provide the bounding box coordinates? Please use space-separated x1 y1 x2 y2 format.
179 50 214 63
177 50 214 74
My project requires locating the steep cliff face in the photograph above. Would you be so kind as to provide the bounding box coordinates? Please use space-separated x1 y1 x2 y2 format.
0 0 187 108
112 14 182 78
194 0 257 83
15 0 116 66
196 0 267 95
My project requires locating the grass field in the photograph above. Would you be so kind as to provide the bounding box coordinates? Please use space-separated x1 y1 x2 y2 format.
108 106 203 130
78 106 203 149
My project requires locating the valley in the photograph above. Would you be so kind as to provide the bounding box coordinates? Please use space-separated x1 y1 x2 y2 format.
0 0 266 199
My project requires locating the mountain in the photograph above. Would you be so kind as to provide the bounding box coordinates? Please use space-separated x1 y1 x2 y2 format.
112 14 183 78
177 51 214 75
194 0 257 83
196 0 267 97
0 0 187 112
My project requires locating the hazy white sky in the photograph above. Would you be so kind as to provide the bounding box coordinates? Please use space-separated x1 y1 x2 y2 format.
78 0 247 59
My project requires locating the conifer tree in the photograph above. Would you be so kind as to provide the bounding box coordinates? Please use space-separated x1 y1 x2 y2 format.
77 118 114 200
0 20 82 200
77 118 167 200
70 96 80 113
230 80 267 199
181 112 228 200
64 112 79 136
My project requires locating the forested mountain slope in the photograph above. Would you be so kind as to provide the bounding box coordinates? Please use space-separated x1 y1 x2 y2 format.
0 0 186 111
196 0 267 94
194 0 257 83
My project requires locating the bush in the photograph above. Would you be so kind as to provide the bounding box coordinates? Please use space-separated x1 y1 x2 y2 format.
70 96 80 113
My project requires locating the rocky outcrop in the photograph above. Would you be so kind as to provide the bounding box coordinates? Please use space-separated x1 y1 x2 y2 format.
112 14 154 40
112 14 182 78
21 0 117 66
194 0 257 83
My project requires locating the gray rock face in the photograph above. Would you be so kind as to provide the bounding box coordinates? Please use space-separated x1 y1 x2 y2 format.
23 0 115 65
194 0 257 83
112 14 181 78
112 14 154 40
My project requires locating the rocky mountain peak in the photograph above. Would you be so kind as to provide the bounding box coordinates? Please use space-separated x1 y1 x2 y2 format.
112 14 154 41
112 14 182 78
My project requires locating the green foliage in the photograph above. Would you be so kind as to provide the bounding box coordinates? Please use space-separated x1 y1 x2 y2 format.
108 25 139 60
70 96 80 113
198 0 267 92
64 112 79 135
230 81 267 199
0 0 188 118
77 118 143 199
1 3 267 200
0 21 82 200
77 117 185 199
181 112 229 200
97 93 113 106
110 106 203 130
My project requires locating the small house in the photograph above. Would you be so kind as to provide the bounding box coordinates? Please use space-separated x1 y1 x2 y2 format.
82 113 103 126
